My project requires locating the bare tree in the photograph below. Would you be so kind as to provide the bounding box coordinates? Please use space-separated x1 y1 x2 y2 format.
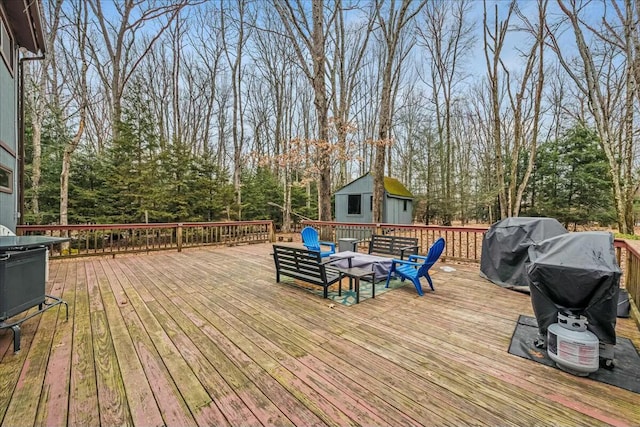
328 1 376 187
548 0 637 234
59 1 89 230
273 0 335 221
25 0 64 223
372 0 426 223
510 0 547 217
85 0 187 143
483 0 547 219
189 3 225 157
483 1 513 219
418 0 474 225
251 9 299 231
221 0 252 220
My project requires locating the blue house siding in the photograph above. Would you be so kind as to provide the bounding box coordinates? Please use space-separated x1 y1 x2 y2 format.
0 13 17 231
0 1 45 232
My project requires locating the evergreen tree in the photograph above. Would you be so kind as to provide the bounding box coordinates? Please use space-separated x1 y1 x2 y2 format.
187 152 234 221
526 126 615 228
68 149 107 223
101 89 169 223
23 109 66 224
241 167 283 221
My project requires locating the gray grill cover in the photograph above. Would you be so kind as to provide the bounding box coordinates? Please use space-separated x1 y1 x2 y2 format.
479 217 568 292
527 232 621 344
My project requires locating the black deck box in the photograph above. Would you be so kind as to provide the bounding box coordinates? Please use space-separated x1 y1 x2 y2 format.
0 247 47 321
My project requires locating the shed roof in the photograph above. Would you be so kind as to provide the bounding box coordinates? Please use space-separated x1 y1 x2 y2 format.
383 176 413 198
335 173 413 198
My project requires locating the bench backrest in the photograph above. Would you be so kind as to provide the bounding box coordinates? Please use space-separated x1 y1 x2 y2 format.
368 234 419 257
272 245 328 284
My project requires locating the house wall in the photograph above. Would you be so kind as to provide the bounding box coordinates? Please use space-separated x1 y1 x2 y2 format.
0 7 18 232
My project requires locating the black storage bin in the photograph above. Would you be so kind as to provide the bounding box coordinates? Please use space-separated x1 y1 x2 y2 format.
0 247 47 321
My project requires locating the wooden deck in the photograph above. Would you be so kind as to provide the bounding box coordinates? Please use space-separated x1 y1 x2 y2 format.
1 242 639 427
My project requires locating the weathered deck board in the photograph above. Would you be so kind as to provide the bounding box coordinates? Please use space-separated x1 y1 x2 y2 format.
35 259 74 427
2 261 68 427
108 259 199 427
0 243 639 427
68 258 99 427
126 255 319 427
96 259 165 427
210 266 564 426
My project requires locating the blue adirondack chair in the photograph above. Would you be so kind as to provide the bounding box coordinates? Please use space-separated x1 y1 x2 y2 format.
385 237 446 296
301 226 336 258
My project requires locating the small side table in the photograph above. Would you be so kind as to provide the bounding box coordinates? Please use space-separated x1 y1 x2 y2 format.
331 267 375 304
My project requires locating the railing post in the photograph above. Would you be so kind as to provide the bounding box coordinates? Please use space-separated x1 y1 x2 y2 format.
269 221 275 242
177 223 183 252
624 242 633 296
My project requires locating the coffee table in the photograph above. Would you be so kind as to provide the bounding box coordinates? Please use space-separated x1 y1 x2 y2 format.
328 266 375 303
328 251 393 280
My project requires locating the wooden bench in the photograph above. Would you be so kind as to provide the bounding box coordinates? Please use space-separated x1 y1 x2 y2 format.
351 234 419 259
272 245 344 298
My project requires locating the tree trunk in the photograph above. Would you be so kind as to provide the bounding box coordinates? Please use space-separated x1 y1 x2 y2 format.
483 2 512 220
553 0 635 234
373 0 426 223
311 0 332 221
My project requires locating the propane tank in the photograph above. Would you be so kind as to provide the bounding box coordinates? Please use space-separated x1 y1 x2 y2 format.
547 311 599 376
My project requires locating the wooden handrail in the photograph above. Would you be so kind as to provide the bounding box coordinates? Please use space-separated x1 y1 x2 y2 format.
16 219 639 327
17 220 275 258
302 220 640 324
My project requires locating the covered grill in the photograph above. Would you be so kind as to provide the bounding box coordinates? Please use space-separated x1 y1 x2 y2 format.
480 217 568 292
526 232 621 365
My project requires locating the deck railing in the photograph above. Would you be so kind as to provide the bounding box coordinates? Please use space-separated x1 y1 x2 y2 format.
302 220 640 320
301 220 487 262
622 241 640 325
15 219 639 323
17 221 275 258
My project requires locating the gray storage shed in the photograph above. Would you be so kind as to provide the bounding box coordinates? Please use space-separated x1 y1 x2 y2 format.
334 173 413 224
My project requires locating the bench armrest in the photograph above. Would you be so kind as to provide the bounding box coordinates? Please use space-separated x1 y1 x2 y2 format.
399 245 419 260
351 239 366 250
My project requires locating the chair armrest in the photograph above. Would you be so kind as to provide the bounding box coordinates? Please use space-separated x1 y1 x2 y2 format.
391 259 423 268
319 241 336 250
407 254 428 263
399 245 419 260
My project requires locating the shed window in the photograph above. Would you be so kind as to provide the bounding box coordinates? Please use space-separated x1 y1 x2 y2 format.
403 200 408 211
370 196 373 211
348 194 361 215
0 165 12 193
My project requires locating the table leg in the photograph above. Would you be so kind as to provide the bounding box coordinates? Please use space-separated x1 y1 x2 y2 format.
372 273 376 299
355 277 360 304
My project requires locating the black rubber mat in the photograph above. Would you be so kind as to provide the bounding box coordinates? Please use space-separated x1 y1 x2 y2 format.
508 315 640 393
